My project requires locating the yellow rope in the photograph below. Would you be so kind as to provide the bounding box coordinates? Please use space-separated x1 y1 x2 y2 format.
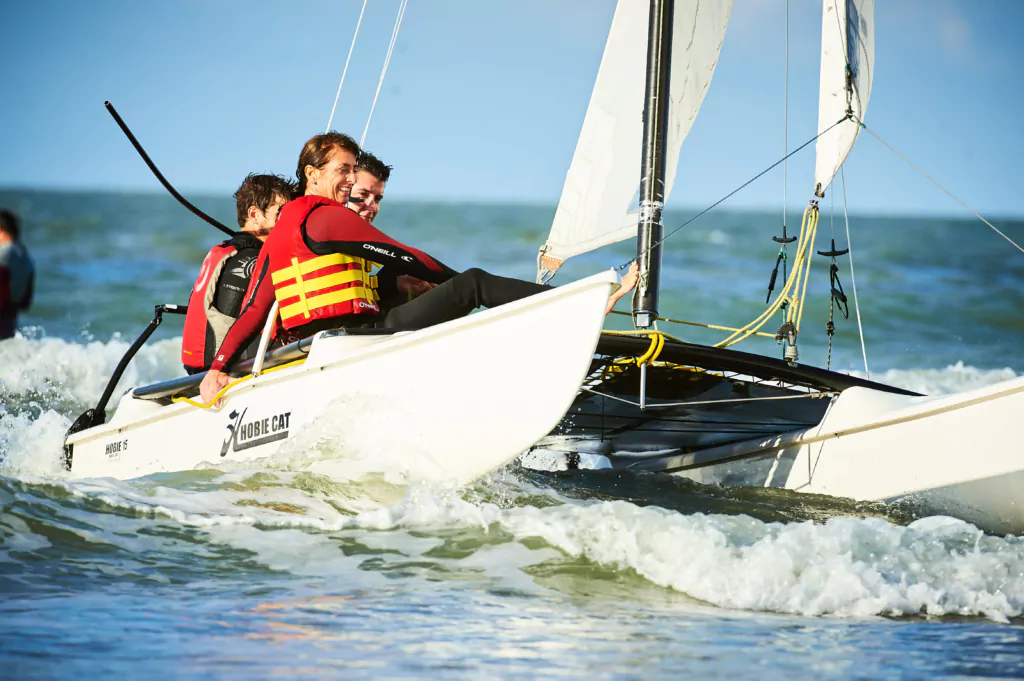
602 329 674 365
172 358 308 409
715 202 819 348
605 204 821 352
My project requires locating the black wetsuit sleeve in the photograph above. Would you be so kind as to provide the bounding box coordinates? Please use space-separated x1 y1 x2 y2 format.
209 253 274 373
303 204 459 284
374 265 399 298
212 247 260 318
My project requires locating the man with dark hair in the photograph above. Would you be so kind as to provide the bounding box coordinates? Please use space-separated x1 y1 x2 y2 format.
199 131 638 403
348 151 434 307
0 209 35 340
181 174 295 374
347 150 391 224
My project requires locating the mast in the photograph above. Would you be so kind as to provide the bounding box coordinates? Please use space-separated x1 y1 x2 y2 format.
633 0 674 329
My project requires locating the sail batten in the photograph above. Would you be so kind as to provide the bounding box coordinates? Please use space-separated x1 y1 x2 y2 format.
538 0 732 281
813 0 874 197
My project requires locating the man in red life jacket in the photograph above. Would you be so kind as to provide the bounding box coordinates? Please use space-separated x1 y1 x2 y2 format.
181 174 296 374
0 209 35 340
199 132 637 404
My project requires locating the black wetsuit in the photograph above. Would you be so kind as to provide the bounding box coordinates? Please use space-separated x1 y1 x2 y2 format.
213 233 262 318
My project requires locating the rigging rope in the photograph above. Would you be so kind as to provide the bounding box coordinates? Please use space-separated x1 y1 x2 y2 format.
782 0 789 244
618 115 849 272
361 0 410 147
580 386 837 410
715 203 819 348
325 0 369 133
858 121 1024 256
608 310 777 340
840 166 870 376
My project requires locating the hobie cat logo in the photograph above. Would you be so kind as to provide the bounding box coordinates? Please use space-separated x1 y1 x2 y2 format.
220 408 292 457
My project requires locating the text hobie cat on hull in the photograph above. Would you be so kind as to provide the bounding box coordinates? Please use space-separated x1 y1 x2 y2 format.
65 272 618 486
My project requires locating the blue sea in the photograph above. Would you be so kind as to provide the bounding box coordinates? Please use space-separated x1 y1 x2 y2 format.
2 188 1024 679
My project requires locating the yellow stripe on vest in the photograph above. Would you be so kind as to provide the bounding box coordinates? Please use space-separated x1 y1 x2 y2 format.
271 253 348 285
279 286 374 321
275 269 367 300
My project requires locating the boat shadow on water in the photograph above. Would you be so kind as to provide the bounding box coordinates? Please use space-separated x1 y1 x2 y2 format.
517 463 929 530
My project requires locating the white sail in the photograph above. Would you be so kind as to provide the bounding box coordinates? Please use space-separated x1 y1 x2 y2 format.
538 0 732 280
813 0 874 197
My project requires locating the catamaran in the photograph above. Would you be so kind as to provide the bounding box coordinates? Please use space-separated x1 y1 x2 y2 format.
526 0 1024 536
63 0 1024 535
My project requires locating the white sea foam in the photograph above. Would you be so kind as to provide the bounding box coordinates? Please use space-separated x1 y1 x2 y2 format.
849 361 1017 396
353 493 1024 622
0 333 182 475
4 331 1024 622
15 464 1024 622
0 332 183 406
0 407 71 477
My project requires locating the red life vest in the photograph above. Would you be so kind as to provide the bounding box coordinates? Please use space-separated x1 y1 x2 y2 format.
265 196 380 331
181 240 244 371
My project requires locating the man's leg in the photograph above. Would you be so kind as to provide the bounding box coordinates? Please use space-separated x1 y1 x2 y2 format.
381 268 550 329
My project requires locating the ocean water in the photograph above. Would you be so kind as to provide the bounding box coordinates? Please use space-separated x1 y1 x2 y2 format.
2 188 1024 679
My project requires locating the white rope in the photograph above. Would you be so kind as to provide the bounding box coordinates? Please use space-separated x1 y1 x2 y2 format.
782 0 789 237
325 0 369 134
840 166 870 376
860 122 1024 256
361 0 409 147
580 386 836 409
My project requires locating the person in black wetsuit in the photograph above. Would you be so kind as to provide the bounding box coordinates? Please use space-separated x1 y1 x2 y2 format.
180 174 296 374
199 133 638 404
0 209 35 340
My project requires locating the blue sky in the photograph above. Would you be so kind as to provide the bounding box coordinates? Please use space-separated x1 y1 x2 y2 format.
1 0 1022 216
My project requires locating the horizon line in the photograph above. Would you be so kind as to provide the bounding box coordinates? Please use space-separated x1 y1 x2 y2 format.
1 184 1021 223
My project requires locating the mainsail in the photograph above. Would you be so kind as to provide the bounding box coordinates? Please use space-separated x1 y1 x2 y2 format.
813 0 874 197
537 0 732 281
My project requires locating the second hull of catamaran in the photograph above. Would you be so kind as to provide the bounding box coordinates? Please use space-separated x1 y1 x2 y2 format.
645 377 1024 536
64 272 619 486
531 336 1024 535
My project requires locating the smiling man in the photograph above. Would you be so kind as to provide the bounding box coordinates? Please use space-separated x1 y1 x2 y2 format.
199 131 637 404
347 152 435 308
347 151 390 225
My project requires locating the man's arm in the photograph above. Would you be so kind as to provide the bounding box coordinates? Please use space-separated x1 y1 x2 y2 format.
209 254 274 373
304 205 458 284
200 254 276 404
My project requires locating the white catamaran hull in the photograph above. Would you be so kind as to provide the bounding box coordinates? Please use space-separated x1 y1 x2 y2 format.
67 271 619 486
668 377 1024 534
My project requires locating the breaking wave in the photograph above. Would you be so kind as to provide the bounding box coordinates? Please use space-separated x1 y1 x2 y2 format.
850 361 1018 396
3 473 1023 621
3 331 1024 623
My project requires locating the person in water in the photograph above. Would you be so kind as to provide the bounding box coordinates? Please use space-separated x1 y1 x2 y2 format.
199 132 637 404
181 174 296 374
0 209 35 340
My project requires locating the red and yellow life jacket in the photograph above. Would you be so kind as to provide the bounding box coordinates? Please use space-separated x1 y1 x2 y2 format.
181 240 239 371
265 196 381 331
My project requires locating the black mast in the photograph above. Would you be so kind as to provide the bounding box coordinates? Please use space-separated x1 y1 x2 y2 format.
633 0 674 329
